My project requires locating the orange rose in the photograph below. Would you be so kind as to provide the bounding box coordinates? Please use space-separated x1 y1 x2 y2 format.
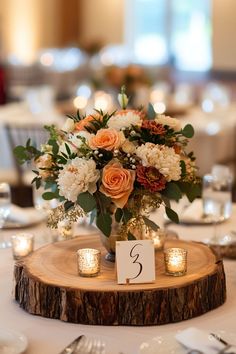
89 128 125 151
74 114 102 132
100 162 135 208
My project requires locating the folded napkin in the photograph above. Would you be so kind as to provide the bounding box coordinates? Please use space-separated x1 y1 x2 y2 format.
175 327 236 354
8 204 45 225
180 199 204 223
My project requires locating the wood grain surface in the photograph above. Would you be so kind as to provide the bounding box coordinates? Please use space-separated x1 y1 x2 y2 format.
14 234 226 325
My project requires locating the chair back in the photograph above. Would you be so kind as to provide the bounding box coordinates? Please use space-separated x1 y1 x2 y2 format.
5 123 49 185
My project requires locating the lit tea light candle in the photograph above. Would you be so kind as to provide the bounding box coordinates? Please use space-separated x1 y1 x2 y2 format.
77 248 101 277
151 229 165 251
164 247 187 276
11 233 34 260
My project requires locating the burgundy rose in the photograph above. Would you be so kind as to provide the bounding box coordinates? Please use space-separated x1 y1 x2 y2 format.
136 165 166 192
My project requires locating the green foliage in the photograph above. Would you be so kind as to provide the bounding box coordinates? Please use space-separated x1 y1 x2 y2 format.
94 191 112 213
42 192 57 200
147 103 156 120
14 141 41 165
96 212 112 237
77 191 96 213
48 139 59 155
128 231 136 240
142 215 159 231
177 182 201 202
115 208 123 223
66 109 83 122
44 125 58 140
64 201 74 212
165 206 179 224
162 182 182 201
180 160 186 176
182 124 194 138
122 208 133 224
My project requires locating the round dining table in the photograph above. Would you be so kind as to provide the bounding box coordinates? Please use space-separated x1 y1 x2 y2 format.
0 205 236 354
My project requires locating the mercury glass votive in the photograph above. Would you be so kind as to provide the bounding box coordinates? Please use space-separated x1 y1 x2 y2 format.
164 247 187 276
77 248 101 277
151 229 166 251
11 233 34 260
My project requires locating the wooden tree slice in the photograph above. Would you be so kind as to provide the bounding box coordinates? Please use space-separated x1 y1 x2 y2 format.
14 235 226 326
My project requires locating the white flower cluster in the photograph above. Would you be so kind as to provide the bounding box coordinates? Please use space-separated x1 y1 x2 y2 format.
68 131 92 148
136 143 181 181
108 111 142 131
155 114 181 132
57 157 100 202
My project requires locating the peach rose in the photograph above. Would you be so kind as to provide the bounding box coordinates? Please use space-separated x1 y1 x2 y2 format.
89 128 125 151
75 114 102 132
100 162 135 208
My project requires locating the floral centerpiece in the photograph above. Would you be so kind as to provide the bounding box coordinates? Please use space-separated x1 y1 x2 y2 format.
14 88 200 256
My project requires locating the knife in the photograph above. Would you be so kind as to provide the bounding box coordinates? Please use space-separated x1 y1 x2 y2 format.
59 335 84 354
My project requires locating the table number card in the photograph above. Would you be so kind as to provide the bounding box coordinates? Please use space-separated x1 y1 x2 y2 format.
116 240 155 284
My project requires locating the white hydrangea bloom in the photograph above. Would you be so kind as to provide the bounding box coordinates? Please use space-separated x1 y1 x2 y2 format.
108 111 142 131
155 114 181 132
68 131 92 148
136 143 181 181
57 158 100 202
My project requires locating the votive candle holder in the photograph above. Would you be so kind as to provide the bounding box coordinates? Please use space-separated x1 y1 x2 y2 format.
77 248 101 277
11 233 34 260
151 229 166 251
164 247 187 276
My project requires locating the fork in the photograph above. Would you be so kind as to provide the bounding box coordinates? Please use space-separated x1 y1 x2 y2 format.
74 336 105 354
210 333 236 354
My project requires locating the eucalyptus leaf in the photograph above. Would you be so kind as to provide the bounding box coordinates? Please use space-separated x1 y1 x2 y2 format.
96 212 112 237
123 208 133 224
162 182 182 201
13 146 28 164
142 216 159 231
42 192 56 200
161 195 171 208
64 201 74 211
115 208 123 223
77 191 96 213
182 124 194 138
180 160 186 176
165 207 179 224
177 182 201 202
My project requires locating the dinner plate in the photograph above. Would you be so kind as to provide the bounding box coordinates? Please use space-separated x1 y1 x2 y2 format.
3 218 45 229
0 328 28 354
164 213 225 226
139 330 235 354
178 214 226 226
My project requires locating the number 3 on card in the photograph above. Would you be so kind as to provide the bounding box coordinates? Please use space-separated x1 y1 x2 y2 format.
116 240 155 284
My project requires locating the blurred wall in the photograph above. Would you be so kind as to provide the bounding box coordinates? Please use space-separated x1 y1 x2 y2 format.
80 0 124 46
1 0 236 71
212 0 236 71
0 0 82 63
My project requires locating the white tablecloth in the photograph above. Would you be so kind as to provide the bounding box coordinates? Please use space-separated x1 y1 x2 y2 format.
0 204 236 354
